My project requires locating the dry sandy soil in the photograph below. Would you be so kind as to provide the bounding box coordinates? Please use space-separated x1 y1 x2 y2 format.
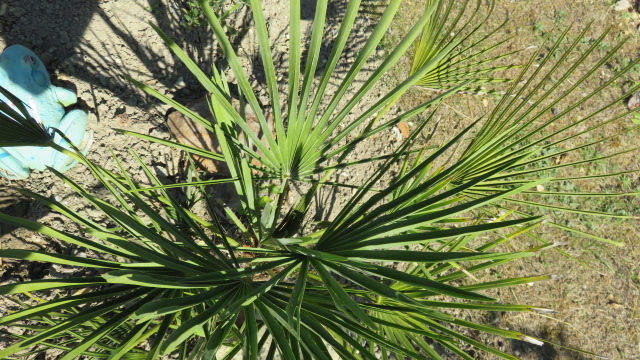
0 0 638 359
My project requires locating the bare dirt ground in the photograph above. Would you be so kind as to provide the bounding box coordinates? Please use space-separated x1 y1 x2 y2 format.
0 0 638 359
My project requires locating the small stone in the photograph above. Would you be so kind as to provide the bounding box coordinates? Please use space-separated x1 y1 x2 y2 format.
99 74 109 87
173 76 186 89
59 31 70 43
613 0 631 11
39 52 53 65
149 127 168 139
126 96 138 107
150 42 165 57
391 126 403 141
79 91 92 103
627 92 640 110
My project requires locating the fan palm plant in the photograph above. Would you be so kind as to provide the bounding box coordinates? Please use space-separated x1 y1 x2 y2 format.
0 0 636 359
409 0 520 94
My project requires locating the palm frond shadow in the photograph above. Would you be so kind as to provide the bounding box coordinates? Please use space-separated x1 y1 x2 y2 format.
1 0 380 130
0 0 238 116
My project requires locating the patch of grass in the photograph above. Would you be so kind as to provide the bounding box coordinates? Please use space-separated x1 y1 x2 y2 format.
176 0 246 32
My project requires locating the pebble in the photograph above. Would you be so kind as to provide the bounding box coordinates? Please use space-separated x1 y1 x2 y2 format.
99 74 109 87
613 0 631 11
150 127 167 138
39 52 53 65
150 42 165 57
59 30 70 43
126 96 138 107
80 91 92 103
173 76 186 89
627 92 640 110
391 126 403 141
